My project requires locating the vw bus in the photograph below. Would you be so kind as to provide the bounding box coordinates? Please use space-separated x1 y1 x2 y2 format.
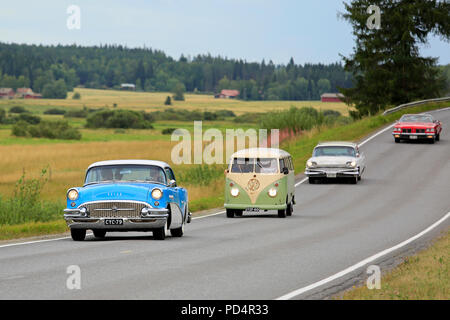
224 148 295 218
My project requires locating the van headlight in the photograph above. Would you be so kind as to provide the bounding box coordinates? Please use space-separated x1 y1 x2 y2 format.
346 161 357 168
151 188 163 200
67 189 79 201
268 188 277 198
230 187 240 197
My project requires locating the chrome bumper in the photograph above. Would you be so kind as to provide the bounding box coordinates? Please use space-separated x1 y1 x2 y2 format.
305 168 359 178
64 208 169 230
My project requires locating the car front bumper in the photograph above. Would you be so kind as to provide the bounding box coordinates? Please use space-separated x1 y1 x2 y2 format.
305 168 359 178
393 133 435 140
64 208 168 230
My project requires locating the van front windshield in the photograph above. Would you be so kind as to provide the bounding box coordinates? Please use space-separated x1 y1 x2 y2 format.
231 158 278 173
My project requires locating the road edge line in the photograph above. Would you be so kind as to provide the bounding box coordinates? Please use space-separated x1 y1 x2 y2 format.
275 211 450 300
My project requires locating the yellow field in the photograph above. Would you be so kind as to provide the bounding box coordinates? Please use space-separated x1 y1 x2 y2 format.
0 88 351 116
0 140 223 204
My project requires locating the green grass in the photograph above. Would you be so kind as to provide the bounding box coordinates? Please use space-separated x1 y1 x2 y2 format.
339 230 449 300
0 120 259 145
0 220 68 241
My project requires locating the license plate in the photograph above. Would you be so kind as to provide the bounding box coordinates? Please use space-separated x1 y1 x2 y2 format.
326 172 337 178
246 207 260 213
104 219 123 225
409 135 418 140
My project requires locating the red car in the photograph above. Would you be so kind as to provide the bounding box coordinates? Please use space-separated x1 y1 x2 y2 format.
393 113 442 144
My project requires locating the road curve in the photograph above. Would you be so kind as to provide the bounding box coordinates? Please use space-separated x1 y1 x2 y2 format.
0 108 449 300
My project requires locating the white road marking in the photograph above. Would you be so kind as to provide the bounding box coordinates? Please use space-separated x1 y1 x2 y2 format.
275 210 450 300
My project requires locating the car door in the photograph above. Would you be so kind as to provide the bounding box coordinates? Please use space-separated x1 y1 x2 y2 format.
164 167 186 221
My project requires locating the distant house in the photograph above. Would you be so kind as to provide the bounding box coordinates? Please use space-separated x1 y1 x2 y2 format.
16 88 34 98
321 93 344 103
120 83 136 91
0 88 15 99
216 89 240 99
24 93 42 99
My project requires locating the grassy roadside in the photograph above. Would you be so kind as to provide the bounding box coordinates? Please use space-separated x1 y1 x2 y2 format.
338 229 449 300
0 101 448 241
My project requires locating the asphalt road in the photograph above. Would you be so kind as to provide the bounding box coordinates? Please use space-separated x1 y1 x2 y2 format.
0 108 449 300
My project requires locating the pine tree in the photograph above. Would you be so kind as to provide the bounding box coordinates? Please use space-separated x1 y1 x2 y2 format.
340 0 450 116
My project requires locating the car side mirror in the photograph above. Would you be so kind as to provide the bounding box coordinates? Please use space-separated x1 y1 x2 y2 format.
282 167 289 175
168 179 177 187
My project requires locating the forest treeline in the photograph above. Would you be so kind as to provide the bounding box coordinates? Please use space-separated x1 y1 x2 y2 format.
0 42 353 100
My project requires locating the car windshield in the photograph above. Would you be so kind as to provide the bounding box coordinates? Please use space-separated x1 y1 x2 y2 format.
313 146 356 157
231 158 279 173
400 115 433 123
85 165 167 185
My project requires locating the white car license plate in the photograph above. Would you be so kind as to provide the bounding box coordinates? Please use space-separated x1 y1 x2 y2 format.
326 172 337 178
246 207 260 213
409 135 418 140
104 219 123 225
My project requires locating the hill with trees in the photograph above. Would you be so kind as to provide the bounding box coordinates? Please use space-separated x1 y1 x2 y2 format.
0 42 352 101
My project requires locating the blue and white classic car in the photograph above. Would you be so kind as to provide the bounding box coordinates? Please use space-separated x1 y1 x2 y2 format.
64 160 190 241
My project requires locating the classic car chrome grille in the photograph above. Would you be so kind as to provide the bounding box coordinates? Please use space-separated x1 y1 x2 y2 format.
315 164 348 169
402 128 412 133
416 129 425 134
84 202 147 218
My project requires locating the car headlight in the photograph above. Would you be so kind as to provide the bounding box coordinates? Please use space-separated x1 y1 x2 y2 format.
230 187 240 197
426 128 434 132
346 161 357 168
151 188 163 200
67 189 79 201
268 188 277 198
307 161 317 168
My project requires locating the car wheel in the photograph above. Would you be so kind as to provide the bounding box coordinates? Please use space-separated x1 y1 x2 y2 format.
278 208 287 218
394 138 400 143
93 230 106 238
429 137 435 144
154 221 167 240
286 202 293 217
170 223 184 237
235 210 243 217
308 177 316 184
350 176 358 184
226 209 235 218
70 229 86 241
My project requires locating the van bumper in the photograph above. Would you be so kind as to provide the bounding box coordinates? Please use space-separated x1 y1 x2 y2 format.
224 203 287 210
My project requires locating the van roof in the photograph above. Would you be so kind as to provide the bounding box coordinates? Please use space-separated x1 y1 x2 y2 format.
231 148 291 159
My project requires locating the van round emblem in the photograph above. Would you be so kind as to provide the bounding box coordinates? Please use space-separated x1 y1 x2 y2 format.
248 179 260 191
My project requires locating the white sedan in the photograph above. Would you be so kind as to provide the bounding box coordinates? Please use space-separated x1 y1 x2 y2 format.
305 142 366 184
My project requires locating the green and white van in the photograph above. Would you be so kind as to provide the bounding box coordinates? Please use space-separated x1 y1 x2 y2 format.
224 148 295 218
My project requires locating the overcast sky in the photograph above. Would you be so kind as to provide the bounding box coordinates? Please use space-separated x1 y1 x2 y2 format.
0 0 448 65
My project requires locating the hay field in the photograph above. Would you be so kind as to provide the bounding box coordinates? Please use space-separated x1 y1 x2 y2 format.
0 140 224 204
0 88 351 116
